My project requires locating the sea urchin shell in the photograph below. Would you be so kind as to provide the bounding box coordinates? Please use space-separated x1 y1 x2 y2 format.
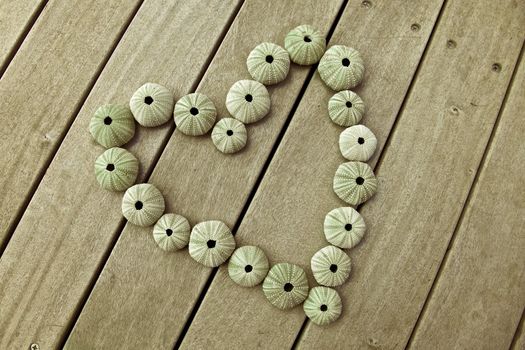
211 118 247 154
226 80 271 124
122 183 165 227
318 45 365 91
339 124 377 162
188 220 236 267
152 213 191 252
303 286 342 326
324 207 366 249
247 42 290 85
262 263 309 309
311 245 351 287
228 246 269 287
284 24 326 65
328 90 365 127
89 104 135 148
129 83 174 127
94 147 139 192
174 93 217 136
333 161 378 206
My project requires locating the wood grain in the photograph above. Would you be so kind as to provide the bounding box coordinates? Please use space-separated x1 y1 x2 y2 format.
65 1 344 349
0 0 241 348
0 0 142 249
408 51 525 350
297 0 525 349
179 0 445 348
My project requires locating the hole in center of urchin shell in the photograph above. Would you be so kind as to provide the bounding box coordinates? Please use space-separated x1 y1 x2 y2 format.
265 55 274 63
135 201 143 210
284 283 294 292
144 96 154 105
190 107 199 116
104 116 112 125
346 101 353 108
330 264 338 273
244 265 253 273
345 223 352 231
245 94 253 102
304 35 312 43
356 177 365 185
226 130 233 136
320 304 328 312
207 240 216 248
342 58 350 67
358 137 365 144
106 163 115 172
165 229 173 236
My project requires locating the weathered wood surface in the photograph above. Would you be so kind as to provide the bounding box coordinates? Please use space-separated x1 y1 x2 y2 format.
0 0 241 348
409 51 525 350
65 0 344 349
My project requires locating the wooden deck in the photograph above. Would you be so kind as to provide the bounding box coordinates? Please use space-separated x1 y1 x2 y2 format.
0 0 524 349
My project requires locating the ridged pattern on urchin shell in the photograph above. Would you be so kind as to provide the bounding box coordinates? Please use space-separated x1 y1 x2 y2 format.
247 42 290 85
303 286 342 326
333 161 378 206
284 25 326 65
262 263 309 309
188 220 236 267
152 213 191 251
129 83 174 127
94 147 139 192
324 207 366 249
174 93 217 136
318 45 365 91
339 125 377 162
328 90 365 127
211 118 247 154
226 80 271 124
122 183 165 227
311 246 351 287
89 104 135 148
228 246 269 287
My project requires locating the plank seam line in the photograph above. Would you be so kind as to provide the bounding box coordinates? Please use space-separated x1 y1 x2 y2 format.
0 0 49 79
58 1 246 347
173 1 350 348
405 38 525 350
0 0 145 257
510 308 525 349
292 0 449 346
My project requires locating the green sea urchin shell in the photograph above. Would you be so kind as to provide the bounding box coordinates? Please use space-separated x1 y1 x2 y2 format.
89 104 135 148
318 45 365 91
211 118 247 154
188 220 236 267
226 80 271 124
339 124 377 162
152 213 191 251
262 263 309 309
311 245 351 287
122 183 165 227
174 93 217 136
284 25 326 65
129 83 174 127
94 147 139 192
324 207 366 249
228 246 269 287
333 161 378 206
247 42 290 85
303 286 342 326
328 90 365 127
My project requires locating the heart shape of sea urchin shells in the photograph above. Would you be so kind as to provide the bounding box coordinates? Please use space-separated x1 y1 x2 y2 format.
89 104 135 148
122 183 165 227
188 220 236 267
328 90 365 127
152 213 191 251
94 147 139 192
226 80 271 124
247 42 290 85
339 124 377 162
324 207 366 249
318 45 365 91
333 161 378 206
303 286 342 326
228 245 269 287
130 83 174 127
173 93 217 136
211 118 247 154
311 245 351 287
284 24 326 65
263 263 309 309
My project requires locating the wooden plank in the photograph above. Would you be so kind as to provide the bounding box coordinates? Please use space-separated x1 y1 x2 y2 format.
180 0 445 348
65 0 344 348
296 1 525 349
0 0 45 74
0 0 241 348
408 51 525 350
0 0 143 249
